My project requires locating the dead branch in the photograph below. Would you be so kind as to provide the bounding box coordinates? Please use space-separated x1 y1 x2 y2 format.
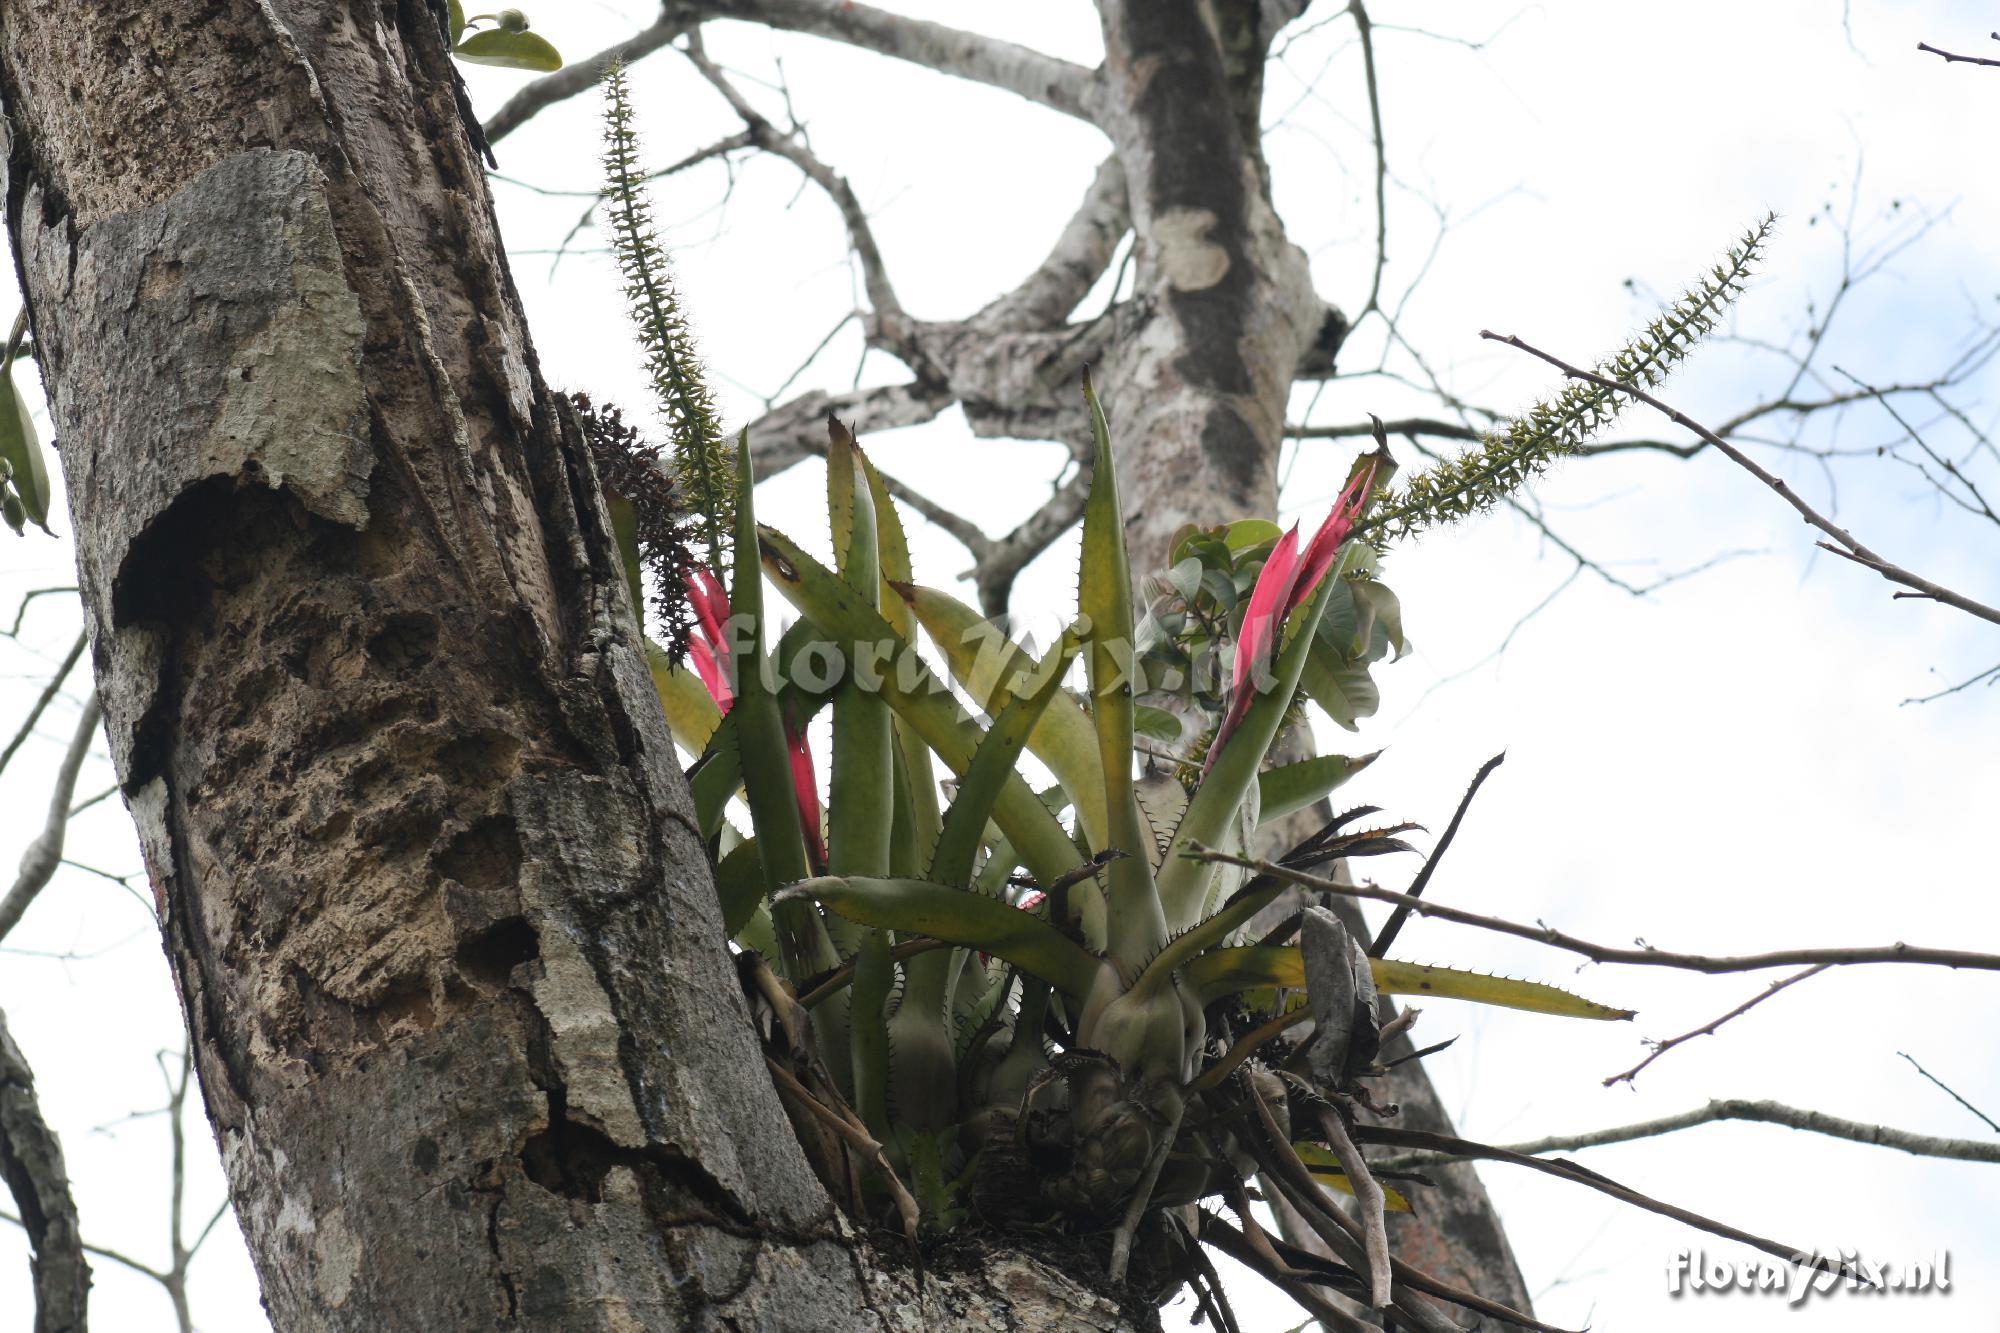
1194 849 2000 976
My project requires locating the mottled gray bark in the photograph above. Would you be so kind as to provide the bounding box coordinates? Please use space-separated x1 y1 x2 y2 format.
0 2 1135 1328
0 1008 87 1333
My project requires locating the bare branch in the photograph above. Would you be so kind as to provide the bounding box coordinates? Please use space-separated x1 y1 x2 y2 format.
1371 1099 2000 1169
1482 329 2000 628
0 630 86 780
0 1008 90 1333
1917 35 2000 68
743 380 954 476
484 13 687 144
1194 849 2000 976
0 695 102 947
972 156 1129 331
683 35 909 340
691 0 1103 122
1348 1 1389 318
1604 964 1831 1088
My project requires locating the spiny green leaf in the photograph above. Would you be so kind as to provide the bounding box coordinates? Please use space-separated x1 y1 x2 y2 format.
931 630 1083 890
1157 570 1341 928
1371 959 1634 1020
1257 752 1380 826
827 442 893 881
1183 946 1633 1019
758 526 1082 897
1079 371 1167 970
779 877 1104 1001
898 582 1107 848
730 447 828 980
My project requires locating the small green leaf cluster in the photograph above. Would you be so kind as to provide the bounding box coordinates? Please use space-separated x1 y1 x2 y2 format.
1368 213 1774 541
0 317 52 537
446 2 562 72
1142 515 1406 785
600 61 735 575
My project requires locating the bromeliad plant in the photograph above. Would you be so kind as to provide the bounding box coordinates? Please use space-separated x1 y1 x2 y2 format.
628 384 1633 1307
590 67 1766 1320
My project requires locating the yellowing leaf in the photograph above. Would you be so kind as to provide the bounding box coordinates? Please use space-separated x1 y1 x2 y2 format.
1292 1143 1414 1212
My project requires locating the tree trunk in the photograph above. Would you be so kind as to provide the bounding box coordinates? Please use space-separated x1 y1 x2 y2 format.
0 3 1136 1327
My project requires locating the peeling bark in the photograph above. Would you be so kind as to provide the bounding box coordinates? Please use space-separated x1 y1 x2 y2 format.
1 3 1137 1327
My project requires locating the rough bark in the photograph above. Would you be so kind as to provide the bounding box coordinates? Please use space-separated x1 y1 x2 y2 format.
0 1009 88 1333
0 3 1136 1328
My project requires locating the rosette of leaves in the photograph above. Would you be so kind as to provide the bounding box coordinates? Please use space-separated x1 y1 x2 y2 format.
632 382 1631 1288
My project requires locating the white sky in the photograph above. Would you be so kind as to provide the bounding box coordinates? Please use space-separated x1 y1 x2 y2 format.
3 2 1997 1329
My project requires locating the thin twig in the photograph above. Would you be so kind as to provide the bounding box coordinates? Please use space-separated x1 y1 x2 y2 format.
1347 0 1389 318
1370 751 1502 956
1897 1052 2000 1134
1917 38 2000 68
1195 849 2000 976
0 629 87 779
1605 964 1830 1087
1481 329 2000 627
1366 1099 2000 1169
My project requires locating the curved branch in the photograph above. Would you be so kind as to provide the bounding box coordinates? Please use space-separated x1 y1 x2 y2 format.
483 12 688 144
0 1008 89 1333
691 0 1104 122
0 695 101 946
973 156 1129 331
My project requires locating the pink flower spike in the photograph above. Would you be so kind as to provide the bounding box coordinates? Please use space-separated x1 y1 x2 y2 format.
1207 524 1302 774
687 633 734 715
1287 457 1380 617
685 567 731 658
786 722 827 874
